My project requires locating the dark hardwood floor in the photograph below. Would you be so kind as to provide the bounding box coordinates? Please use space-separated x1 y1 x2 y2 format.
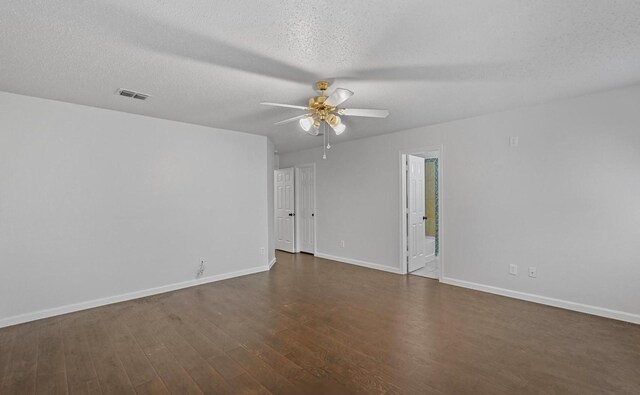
1 251 639 394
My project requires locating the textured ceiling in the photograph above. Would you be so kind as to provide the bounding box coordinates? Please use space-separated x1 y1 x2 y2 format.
2 0 640 152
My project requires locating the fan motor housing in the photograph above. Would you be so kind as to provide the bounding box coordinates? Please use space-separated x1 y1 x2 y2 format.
308 96 327 108
308 96 335 120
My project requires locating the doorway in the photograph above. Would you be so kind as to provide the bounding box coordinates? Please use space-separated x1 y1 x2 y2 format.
275 168 295 252
295 164 316 254
400 147 442 279
274 164 316 254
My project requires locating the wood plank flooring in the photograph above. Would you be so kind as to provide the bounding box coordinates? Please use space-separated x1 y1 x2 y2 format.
1 251 639 394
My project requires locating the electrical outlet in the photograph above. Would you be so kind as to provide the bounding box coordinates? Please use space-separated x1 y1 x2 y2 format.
510 136 519 147
528 266 537 278
260 247 265 255
340 240 345 248
509 264 518 275
196 259 205 279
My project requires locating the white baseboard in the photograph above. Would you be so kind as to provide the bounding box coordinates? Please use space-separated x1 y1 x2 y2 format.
0 263 275 329
441 276 640 325
268 257 277 269
315 252 403 274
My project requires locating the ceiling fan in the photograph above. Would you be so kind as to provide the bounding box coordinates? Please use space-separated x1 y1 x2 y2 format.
261 80 389 137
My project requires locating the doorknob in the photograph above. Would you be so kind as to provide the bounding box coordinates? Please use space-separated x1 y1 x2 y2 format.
423 216 428 220
312 213 315 217
288 213 293 216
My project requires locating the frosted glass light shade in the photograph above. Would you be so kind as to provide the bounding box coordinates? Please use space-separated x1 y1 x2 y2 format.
333 122 346 135
299 117 313 131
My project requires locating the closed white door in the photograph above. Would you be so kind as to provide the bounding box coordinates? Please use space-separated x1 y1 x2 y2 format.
275 168 295 252
407 155 427 272
296 165 315 254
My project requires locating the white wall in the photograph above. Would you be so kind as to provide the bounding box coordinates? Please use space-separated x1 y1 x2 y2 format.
280 84 640 322
0 91 270 326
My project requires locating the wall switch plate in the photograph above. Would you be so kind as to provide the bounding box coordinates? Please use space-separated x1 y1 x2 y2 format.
340 240 345 248
260 247 265 255
510 136 519 147
509 264 518 275
529 267 537 278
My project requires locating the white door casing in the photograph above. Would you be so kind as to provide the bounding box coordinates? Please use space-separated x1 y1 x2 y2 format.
407 155 427 272
275 168 295 252
296 165 315 254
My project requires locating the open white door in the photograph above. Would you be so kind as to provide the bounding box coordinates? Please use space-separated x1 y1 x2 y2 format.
275 168 295 252
407 155 427 272
296 165 315 254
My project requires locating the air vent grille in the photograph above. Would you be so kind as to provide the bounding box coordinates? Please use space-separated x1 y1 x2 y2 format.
117 89 150 100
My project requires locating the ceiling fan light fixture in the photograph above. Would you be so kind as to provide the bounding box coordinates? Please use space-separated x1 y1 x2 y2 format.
264 81 388 156
332 122 346 135
327 114 345 135
299 116 313 132
326 114 339 128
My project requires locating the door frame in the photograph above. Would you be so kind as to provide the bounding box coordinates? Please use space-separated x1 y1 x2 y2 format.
399 145 444 279
294 163 317 254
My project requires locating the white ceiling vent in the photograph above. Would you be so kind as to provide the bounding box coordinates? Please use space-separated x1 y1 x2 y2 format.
117 89 150 101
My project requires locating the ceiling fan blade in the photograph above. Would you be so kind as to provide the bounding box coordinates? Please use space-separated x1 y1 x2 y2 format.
261 102 308 110
325 88 354 107
88 3 318 85
274 113 313 125
337 62 517 82
340 108 389 118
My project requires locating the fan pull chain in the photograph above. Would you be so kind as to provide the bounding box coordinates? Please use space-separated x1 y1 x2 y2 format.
322 122 327 159
327 125 331 150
